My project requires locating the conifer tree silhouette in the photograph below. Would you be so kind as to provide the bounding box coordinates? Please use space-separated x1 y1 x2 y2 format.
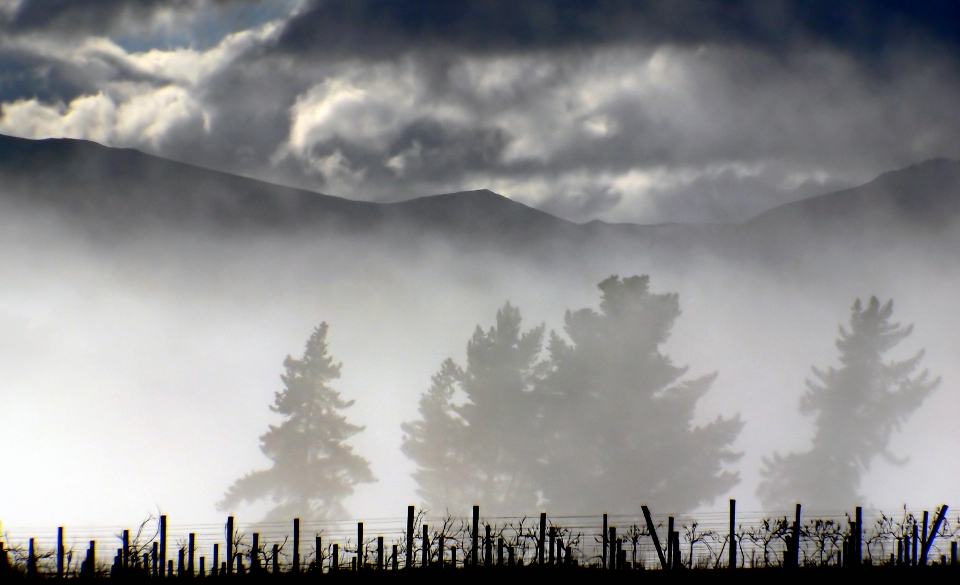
757 297 939 510
538 275 743 513
400 358 471 511
402 277 742 515
402 303 545 515
218 323 374 521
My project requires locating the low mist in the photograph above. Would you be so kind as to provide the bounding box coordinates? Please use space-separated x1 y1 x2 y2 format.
1 201 958 531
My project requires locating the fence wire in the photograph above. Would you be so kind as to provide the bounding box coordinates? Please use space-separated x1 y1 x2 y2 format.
2 506 957 576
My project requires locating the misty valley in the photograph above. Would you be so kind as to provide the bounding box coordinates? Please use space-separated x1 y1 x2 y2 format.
1 135 959 576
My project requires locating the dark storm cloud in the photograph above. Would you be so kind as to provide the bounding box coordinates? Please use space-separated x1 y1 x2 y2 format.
278 0 960 60
2 0 960 223
4 0 186 34
0 46 96 103
1 0 284 51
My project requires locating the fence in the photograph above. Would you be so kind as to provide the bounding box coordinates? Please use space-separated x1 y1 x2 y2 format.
1 501 957 577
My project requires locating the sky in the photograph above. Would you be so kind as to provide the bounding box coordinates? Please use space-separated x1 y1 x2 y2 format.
2 0 960 224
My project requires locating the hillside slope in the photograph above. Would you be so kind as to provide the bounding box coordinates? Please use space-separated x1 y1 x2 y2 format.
2 134 959 255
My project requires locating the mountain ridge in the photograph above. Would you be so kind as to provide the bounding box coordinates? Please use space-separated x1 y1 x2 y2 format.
2 133 959 250
745 157 960 232
0 134 583 244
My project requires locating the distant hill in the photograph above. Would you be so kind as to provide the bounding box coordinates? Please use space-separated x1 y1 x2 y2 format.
744 158 960 234
1 133 958 254
0 134 579 245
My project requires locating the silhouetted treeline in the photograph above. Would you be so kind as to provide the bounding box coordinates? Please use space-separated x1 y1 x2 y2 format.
215 275 937 522
402 275 743 515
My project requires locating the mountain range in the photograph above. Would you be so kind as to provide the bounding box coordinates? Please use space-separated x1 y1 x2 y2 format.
1 133 959 254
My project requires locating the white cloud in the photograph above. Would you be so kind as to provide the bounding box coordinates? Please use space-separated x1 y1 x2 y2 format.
0 20 290 154
119 21 285 87
0 84 208 150
286 60 467 152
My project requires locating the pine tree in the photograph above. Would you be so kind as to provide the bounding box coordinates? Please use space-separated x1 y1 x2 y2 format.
400 358 472 510
218 323 374 521
401 303 545 515
538 275 743 513
757 297 939 510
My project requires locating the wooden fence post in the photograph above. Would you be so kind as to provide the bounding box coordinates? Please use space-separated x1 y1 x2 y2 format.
57 527 64 578
729 499 737 569
472 506 480 567
188 533 196 576
377 536 384 570
27 538 36 578
123 529 130 570
912 521 919 566
792 504 801 568
437 535 445 569
294 517 301 572
89 541 96 577
667 517 674 569
921 505 948 564
225 516 233 575
548 526 555 565
485 524 492 566
153 541 159 577
212 543 218 577
331 544 339 572
406 506 414 569
159 516 168 578
357 522 364 569
856 506 863 567
421 524 428 567
538 512 546 565
921 510 930 565
950 540 957 565
316 536 322 572
199 556 205 576
497 536 504 566
602 513 608 569
251 533 259 573
273 543 279 574
392 544 399 570
641 505 667 570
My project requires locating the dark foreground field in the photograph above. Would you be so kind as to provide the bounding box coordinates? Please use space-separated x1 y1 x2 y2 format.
2 565 959 584
4 503 955 582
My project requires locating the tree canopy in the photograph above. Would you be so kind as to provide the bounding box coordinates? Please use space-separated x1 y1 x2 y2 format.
218 322 374 521
402 303 545 515
402 275 743 515
538 275 743 513
757 297 939 511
